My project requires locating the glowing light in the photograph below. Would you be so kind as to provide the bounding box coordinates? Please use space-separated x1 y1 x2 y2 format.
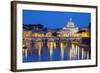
82 48 84 59
60 42 65 60
47 41 54 60
87 51 89 59
77 46 80 59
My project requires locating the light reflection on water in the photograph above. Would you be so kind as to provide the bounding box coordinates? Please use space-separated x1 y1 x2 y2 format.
23 39 90 62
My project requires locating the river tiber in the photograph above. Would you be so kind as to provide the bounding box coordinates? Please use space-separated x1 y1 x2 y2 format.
23 18 91 62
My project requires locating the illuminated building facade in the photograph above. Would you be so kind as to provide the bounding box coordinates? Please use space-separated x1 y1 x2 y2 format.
63 18 79 33
23 18 90 54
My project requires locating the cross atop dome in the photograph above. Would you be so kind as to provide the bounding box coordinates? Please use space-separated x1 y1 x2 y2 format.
70 18 72 21
67 18 75 28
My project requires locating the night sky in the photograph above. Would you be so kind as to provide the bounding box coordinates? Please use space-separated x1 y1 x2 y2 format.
23 10 91 29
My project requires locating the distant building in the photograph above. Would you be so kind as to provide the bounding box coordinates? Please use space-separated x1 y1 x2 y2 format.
23 30 32 49
59 18 79 37
62 18 79 33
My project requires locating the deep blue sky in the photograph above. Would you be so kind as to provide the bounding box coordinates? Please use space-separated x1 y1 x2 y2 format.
23 10 91 29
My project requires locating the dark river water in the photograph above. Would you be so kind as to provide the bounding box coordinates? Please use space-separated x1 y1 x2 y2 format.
23 39 90 62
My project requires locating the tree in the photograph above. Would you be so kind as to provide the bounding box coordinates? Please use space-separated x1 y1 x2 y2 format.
52 32 58 36
37 24 44 29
